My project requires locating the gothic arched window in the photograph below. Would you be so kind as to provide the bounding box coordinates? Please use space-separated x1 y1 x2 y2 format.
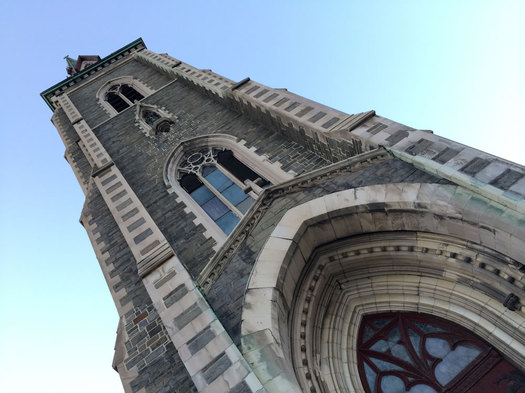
165 135 293 243
105 84 144 113
97 77 153 116
358 312 525 393
177 147 270 235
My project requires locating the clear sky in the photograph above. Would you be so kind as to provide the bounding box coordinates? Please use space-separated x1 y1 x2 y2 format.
0 1 523 392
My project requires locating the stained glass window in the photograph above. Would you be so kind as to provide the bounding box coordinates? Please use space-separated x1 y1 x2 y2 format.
357 312 525 393
178 148 270 234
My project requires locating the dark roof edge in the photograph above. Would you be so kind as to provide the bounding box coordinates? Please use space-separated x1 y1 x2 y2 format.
40 38 146 111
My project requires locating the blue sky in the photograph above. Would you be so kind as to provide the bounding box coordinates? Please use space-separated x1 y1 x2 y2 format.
0 1 524 392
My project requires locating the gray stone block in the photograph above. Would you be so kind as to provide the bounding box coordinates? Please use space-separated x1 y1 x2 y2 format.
163 284 188 308
201 352 232 384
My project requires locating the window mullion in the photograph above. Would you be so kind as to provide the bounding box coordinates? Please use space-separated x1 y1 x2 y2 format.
215 163 245 189
119 93 134 106
199 175 243 218
216 163 262 199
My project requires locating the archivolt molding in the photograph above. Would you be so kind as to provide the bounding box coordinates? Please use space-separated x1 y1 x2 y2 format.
240 183 525 393
293 233 525 393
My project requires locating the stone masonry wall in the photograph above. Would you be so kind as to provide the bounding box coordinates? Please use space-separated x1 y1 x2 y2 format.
52 108 92 193
205 156 452 345
68 58 172 127
82 180 197 393
89 79 329 278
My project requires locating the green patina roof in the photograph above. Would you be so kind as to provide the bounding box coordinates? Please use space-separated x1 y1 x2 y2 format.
40 38 146 111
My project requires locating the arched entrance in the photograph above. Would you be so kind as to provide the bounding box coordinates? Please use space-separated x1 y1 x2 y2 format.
357 311 524 393
240 183 525 393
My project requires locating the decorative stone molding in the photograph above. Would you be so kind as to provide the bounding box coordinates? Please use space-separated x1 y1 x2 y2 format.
240 183 525 393
228 78 372 142
136 241 174 277
197 148 392 292
164 134 293 247
290 233 525 392
92 164 175 273
134 103 177 137
57 91 83 123
504 293 522 311
142 255 266 393
389 148 525 214
135 50 235 99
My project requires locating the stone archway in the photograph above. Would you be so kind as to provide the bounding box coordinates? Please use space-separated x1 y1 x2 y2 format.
240 183 525 393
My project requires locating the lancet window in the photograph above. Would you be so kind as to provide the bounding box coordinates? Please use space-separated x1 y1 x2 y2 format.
177 147 270 234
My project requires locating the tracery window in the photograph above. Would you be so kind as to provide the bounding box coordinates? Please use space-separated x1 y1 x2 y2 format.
105 83 144 113
140 108 173 134
177 147 270 234
97 77 152 116
358 312 525 393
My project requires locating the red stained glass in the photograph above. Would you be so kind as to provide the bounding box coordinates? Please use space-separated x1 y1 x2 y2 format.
357 312 524 393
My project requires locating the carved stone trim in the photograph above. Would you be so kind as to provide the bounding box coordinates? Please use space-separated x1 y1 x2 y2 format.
327 110 376 132
134 103 177 137
389 148 525 215
164 133 293 246
240 185 525 393
503 293 522 311
197 148 392 292
231 77 250 91
137 241 175 277
290 233 525 392
91 160 114 177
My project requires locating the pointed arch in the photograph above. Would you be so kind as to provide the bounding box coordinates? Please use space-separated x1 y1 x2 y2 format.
97 76 154 116
241 183 525 393
164 134 293 244
134 103 175 136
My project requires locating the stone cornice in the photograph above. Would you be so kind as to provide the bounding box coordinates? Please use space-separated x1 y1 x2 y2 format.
197 148 393 293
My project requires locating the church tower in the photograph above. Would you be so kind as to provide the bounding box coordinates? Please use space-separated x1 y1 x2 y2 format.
42 39 525 393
